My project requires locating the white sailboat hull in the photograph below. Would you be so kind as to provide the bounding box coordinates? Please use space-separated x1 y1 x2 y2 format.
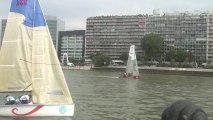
0 104 74 117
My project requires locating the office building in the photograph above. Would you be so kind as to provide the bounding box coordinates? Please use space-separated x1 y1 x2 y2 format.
58 30 85 61
86 15 146 59
86 11 213 62
146 11 212 61
45 15 65 52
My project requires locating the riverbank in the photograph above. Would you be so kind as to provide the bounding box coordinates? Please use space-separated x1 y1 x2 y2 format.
62 65 92 70
91 66 213 77
61 65 213 77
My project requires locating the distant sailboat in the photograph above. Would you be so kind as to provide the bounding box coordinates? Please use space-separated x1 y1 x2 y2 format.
0 0 74 116
122 45 140 79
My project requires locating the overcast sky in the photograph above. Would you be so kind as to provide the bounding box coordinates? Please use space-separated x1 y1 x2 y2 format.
1 0 213 30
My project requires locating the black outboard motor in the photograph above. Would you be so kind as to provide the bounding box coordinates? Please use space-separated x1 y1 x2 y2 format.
161 100 208 120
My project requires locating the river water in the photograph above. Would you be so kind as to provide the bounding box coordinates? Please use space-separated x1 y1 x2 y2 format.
1 69 213 120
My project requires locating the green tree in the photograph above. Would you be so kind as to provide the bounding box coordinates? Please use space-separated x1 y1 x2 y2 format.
136 53 146 63
170 59 176 67
165 49 176 61
141 33 163 61
196 58 205 67
175 50 187 64
93 53 111 67
187 51 194 62
78 58 85 66
89 54 96 62
80 58 85 63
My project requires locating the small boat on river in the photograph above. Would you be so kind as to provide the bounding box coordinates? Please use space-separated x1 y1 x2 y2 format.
121 45 140 79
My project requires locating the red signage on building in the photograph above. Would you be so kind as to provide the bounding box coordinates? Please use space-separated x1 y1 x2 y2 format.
17 0 27 6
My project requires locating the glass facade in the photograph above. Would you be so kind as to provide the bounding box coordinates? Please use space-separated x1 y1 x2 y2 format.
58 30 85 61
45 15 65 53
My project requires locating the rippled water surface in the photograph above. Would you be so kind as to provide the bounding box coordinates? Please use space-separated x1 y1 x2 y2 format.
68 71 213 120
1 70 213 120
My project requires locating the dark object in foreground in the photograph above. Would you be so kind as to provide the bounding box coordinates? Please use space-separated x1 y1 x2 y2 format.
161 100 208 120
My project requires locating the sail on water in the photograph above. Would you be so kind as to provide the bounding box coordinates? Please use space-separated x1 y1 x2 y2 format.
0 0 74 116
124 45 140 79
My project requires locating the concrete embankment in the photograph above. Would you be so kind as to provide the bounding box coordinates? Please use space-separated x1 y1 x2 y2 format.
91 66 213 77
62 65 91 70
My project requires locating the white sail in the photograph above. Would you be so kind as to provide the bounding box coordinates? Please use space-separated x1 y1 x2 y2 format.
132 54 139 76
0 0 73 105
126 45 135 75
0 13 32 92
125 45 140 79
